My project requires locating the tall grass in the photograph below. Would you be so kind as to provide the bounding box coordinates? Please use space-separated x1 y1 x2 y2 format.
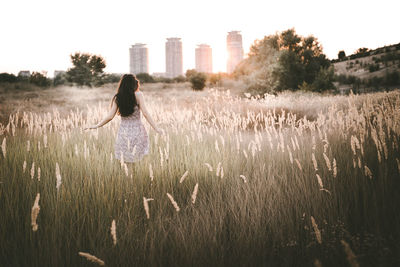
0 89 399 266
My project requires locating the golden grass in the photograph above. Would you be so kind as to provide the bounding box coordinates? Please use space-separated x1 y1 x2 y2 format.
0 86 399 266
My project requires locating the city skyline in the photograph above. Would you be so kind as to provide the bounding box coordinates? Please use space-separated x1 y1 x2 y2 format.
129 43 149 75
226 31 244 74
165 38 183 78
195 44 213 73
1 0 399 76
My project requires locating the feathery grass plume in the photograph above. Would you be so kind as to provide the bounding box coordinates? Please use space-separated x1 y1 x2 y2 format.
43 134 47 148
288 149 293 164
311 216 322 244
333 158 337 178
167 193 180 212
120 152 124 167
37 167 41 181
316 174 323 189
219 135 225 147
323 153 331 171
291 137 296 151
123 163 129 177
1 137 5 157
23 160 27 173
215 140 220 153
179 170 189 183
216 162 222 177
364 165 373 179
74 144 79 156
243 149 248 159
295 135 300 150
143 197 153 219
312 136 316 150
353 158 356 169
204 163 213 172
27 140 30 152
149 163 154 182
341 240 359 267
220 166 224 178
295 159 302 171
357 157 362 169
350 135 356 155
111 219 117 246
30 162 35 180
37 141 41 151
396 158 400 174
31 193 40 231
191 183 199 204
312 153 318 171
239 175 247 183
159 146 164 168
56 162 62 191
78 252 105 266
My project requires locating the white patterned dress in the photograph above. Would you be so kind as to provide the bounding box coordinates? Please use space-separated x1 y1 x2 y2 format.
114 104 149 163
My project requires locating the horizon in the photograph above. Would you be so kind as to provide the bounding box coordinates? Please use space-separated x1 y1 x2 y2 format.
1 0 399 77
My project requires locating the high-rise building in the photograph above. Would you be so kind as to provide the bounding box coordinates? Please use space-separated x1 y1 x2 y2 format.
226 31 244 74
195 44 212 73
165 38 183 78
129 43 149 75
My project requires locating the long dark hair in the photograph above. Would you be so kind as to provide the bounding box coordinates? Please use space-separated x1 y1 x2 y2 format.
114 74 139 117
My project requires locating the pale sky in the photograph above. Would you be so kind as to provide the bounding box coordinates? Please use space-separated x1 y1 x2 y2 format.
1 0 399 77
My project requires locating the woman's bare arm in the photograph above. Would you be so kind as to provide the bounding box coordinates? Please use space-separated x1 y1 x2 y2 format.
135 92 162 134
85 98 118 129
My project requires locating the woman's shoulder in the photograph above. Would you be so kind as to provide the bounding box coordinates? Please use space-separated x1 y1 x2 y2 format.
135 90 143 96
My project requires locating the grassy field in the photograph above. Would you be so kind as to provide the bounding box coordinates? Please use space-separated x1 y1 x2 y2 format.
0 84 400 266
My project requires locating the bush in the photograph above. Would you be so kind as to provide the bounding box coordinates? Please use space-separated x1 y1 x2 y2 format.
369 64 380 72
173 75 186 83
190 72 207 90
0 73 18 83
136 73 155 83
385 71 400 86
29 72 51 87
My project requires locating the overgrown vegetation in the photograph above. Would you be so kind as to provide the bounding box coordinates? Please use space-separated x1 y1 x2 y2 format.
0 89 399 266
234 28 334 94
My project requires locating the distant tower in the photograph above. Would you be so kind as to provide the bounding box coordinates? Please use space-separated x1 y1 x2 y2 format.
129 43 149 74
195 44 213 73
165 38 183 78
226 31 244 74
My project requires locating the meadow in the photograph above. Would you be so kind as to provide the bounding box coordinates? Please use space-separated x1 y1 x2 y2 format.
0 84 399 266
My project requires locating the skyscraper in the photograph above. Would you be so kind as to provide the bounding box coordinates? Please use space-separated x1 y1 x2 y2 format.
166 38 183 78
195 44 212 73
226 31 244 74
129 43 149 75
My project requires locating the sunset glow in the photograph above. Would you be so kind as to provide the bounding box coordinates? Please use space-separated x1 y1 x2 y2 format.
1 0 399 76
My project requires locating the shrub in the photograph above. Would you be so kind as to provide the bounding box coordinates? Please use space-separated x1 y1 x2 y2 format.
0 73 18 83
190 72 207 90
29 72 51 87
136 73 155 83
369 64 380 72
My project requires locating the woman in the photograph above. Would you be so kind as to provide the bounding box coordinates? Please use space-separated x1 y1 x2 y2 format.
85 74 162 163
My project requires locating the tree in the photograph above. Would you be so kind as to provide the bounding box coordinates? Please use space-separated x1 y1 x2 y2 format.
190 72 207 90
0 73 18 83
185 69 197 81
29 72 51 87
338 50 346 61
136 73 155 83
66 53 106 86
234 29 333 93
208 73 223 87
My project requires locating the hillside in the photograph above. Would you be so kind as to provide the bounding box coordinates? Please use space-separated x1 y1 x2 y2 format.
333 43 400 90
